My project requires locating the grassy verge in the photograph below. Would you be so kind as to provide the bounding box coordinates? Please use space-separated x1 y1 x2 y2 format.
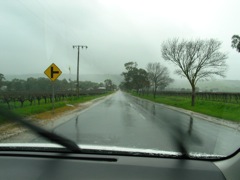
0 92 112 124
131 92 240 122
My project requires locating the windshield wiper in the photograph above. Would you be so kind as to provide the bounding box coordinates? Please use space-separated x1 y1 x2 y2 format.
0 106 81 153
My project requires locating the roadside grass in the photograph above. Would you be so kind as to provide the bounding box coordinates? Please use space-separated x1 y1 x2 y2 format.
131 93 240 122
32 106 78 120
0 92 112 124
0 115 8 125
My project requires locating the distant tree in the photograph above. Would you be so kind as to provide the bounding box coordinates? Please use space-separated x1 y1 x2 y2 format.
26 77 38 92
147 62 173 98
10 79 26 91
37 78 52 93
121 62 149 93
121 62 137 90
161 38 227 106
79 81 99 91
119 82 126 90
0 73 5 88
99 82 105 87
0 73 5 81
104 79 113 91
231 35 240 52
133 68 149 93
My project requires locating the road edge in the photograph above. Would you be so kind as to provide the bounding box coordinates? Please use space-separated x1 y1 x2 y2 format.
0 93 114 142
128 93 240 130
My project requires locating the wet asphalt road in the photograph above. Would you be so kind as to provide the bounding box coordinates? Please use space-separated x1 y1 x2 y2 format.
51 91 240 155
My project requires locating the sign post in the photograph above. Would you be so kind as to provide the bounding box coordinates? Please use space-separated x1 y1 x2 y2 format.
52 81 55 113
44 63 62 114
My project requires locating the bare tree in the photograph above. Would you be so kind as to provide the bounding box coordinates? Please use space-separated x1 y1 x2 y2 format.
231 35 240 52
147 62 173 98
161 38 228 106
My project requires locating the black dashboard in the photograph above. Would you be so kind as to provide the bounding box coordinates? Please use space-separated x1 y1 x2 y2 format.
0 151 231 180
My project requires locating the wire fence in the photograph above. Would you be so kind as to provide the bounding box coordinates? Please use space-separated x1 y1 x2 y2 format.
153 91 240 104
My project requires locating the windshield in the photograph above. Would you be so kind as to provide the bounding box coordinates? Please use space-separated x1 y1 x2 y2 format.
0 0 240 159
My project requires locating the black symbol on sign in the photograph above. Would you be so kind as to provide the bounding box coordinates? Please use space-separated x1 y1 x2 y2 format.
51 66 59 78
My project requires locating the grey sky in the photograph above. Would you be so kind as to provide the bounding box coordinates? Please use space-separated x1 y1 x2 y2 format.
1 0 240 80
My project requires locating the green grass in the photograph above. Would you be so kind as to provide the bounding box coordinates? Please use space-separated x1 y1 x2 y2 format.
132 93 240 122
0 92 112 123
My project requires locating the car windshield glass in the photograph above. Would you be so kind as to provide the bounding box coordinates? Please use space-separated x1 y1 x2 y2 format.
0 0 240 159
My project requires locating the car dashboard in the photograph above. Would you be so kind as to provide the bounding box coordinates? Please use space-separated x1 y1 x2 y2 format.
0 149 239 180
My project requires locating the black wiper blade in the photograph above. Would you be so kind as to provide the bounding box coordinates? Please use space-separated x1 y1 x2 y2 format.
0 106 81 153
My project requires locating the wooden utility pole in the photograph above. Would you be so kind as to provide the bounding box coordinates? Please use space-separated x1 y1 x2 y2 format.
73 45 88 97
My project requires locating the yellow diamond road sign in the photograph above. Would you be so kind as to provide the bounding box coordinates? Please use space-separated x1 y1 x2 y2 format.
44 63 62 81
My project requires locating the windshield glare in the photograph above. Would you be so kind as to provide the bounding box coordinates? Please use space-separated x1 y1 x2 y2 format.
0 0 240 159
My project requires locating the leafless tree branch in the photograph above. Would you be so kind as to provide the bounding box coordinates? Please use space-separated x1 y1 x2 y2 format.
161 38 228 106
147 62 173 98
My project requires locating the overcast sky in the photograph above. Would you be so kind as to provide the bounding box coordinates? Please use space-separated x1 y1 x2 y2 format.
0 0 240 80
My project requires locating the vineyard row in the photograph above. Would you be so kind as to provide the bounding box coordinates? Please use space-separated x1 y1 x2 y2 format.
0 90 107 109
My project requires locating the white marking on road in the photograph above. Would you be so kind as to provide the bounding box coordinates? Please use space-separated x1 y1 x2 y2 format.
128 103 145 119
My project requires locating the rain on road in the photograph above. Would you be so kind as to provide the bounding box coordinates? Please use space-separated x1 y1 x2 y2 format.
52 91 240 155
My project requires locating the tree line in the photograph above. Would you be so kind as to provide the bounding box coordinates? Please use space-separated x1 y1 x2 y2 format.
0 76 117 109
120 61 173 99
120 37 238 107
0 76 117 93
